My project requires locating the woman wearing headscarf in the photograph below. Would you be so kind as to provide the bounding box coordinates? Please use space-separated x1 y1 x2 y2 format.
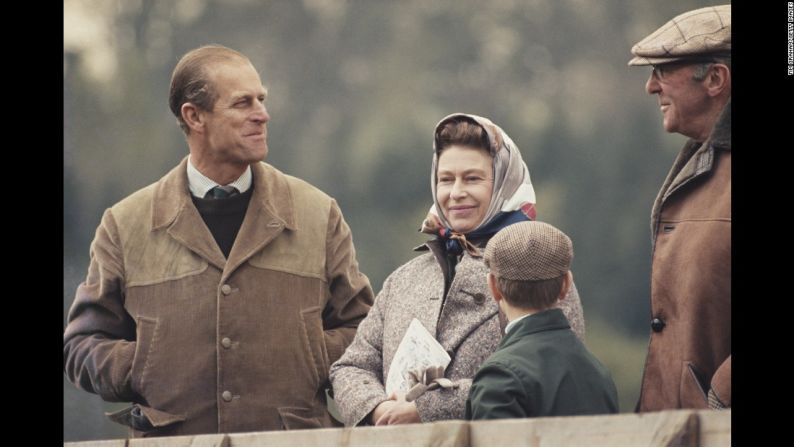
329 113 585 426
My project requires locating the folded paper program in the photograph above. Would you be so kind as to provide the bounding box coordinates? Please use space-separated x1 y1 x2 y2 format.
385 318 451 396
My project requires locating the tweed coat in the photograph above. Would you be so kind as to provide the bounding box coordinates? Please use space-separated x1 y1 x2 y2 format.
64 158 374 437
329 239 584 426
639 100 731 410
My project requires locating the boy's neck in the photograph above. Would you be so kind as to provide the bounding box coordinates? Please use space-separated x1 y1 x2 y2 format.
503 304 548 322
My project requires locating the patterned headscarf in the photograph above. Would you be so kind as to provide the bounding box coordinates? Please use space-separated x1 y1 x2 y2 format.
421 113 537 257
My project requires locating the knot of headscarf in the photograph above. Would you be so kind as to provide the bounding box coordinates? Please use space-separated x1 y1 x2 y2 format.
423 207 536 257
446 230 480 257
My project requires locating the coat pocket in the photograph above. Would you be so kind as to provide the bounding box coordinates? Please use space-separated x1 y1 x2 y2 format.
277 406 329 430
679 362 709 409
299 306 330 388
130 316 159 397
106 403 185 433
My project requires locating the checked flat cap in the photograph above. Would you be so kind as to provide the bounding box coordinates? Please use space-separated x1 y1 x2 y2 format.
484 221 573 281
628 4 731 66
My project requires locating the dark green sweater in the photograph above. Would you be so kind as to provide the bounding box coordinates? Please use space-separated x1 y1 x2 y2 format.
466 308 619 419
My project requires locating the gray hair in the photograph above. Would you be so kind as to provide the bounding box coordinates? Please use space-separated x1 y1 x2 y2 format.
691 57 731 82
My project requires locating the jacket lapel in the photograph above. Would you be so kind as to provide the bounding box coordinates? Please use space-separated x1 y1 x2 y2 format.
223 162 297 281
436 253 498 352
151 158 227 271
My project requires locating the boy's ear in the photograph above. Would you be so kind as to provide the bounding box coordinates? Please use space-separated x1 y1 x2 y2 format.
487 272 503 304
557 271 573 302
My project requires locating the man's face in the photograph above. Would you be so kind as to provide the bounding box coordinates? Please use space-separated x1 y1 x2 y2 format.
645 62 711 140
200 60 270 167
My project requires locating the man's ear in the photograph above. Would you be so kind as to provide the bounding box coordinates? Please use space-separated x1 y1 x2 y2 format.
557 271 573 302
705 63 731 97
181 103 205 133
487 272 503 304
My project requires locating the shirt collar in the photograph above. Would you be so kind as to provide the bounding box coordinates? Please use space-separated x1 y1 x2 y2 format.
187 155 253 198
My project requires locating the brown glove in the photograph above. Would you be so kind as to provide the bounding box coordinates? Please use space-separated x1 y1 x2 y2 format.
404 365 458 402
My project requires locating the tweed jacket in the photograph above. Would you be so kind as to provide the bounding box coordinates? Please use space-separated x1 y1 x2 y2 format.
639 100 731 410
64 158 374 437
329 240 584 426
466 308 618 420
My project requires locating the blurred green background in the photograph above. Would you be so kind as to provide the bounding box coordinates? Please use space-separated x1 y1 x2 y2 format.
64 0 722 441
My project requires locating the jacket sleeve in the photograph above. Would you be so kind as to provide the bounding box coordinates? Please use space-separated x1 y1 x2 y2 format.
328 273 392 426
709 355 731 408
322 200 375 365
413 377 475 422
64 209 137 403
466 362 528 420
412 311 502 422
558 279 585 340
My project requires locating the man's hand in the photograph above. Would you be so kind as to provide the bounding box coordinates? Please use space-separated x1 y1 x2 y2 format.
374 392 421 425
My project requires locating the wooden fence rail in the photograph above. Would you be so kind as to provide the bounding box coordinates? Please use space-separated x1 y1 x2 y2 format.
65 409 730 447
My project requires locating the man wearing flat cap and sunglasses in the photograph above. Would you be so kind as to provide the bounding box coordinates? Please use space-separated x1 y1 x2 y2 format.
628 4 731 412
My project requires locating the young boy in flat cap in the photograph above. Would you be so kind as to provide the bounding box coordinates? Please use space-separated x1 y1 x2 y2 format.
465 221 618 420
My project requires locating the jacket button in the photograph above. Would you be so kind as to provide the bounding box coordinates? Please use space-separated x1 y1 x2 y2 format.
362 380 370 385
221 284 232 295
651 317 666 332
473 293 486 304
221 337 232 349
222 391 233 402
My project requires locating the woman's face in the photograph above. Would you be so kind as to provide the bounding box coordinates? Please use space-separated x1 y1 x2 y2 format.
436 145 494 234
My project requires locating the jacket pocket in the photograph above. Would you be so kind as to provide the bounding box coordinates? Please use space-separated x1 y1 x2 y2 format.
277 406 328 430
106 403 185 433
130 316 159 397
299 306 330 388
679 362 709 409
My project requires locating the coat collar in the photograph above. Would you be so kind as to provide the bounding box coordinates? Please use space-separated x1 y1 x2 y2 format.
650 99 731 238
150 157 298 278
710 98 730 151
500 308 570 347
670 99 732 189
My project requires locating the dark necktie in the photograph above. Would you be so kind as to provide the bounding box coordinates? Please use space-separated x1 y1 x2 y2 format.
206 185 239 199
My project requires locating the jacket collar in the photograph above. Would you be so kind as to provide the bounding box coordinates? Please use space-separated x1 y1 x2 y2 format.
499 308 570 347
710 98 730 151
150 157 297 278
672 99 732 189
650 99 731 237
